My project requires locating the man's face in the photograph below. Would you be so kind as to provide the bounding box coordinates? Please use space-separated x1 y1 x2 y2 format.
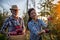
11 9 18 16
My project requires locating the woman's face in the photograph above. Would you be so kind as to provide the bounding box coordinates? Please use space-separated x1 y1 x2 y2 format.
30 10 37 19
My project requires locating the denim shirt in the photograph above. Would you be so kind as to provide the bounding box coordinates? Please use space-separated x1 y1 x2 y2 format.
1 15 25 32
28 19 47 40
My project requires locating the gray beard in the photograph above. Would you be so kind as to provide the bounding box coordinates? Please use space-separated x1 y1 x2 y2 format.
12 14 16 16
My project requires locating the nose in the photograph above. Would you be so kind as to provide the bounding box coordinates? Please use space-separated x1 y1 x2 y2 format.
33 13 36 16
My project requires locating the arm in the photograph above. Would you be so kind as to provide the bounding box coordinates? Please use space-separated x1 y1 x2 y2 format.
40 20 50 33
1 18 9 34
22 19 26 34
40 20 47 29
28 22 45 35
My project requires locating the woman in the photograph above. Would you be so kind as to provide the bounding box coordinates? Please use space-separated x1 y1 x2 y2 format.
28 8 48 40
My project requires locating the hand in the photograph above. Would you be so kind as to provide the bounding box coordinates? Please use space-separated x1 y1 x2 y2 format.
45 29 50 33
41 30 46 33
23 28 26 35
38 30 45 35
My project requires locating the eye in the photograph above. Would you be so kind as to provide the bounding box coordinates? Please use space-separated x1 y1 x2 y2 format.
14 10 18 11
12 9 18 11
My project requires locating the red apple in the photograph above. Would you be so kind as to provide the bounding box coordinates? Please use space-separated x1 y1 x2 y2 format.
8 31 17 36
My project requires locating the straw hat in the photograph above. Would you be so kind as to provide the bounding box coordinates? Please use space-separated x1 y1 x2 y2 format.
10 5 20 10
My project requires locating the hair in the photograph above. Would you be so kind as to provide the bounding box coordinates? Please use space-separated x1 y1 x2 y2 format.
27 8 35 30
28 8 35 22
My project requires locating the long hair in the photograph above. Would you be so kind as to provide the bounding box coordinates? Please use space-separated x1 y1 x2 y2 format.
27 8 35 30
28 8 35 22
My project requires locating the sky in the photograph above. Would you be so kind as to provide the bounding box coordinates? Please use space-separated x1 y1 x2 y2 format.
0 0 26 11
0 0 38 17
0 0 27 17
0 0 59 17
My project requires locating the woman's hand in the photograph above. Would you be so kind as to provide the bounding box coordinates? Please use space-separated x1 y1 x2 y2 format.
38 30 45 35
41 30 46 33
44 29 50 33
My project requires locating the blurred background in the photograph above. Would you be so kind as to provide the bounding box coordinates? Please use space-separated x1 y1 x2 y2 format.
0 0 60 40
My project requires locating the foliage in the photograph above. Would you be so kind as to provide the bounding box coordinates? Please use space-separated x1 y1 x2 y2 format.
0 13 8 40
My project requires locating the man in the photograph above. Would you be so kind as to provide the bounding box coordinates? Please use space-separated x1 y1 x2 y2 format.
1 5 26 40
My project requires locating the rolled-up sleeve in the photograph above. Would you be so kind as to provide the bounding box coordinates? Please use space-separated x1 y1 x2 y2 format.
28 22 39 35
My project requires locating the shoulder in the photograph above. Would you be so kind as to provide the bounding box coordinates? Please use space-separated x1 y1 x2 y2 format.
28 21 33 28
28 20 33 25
4 17 10 22
19 17 23 20
38 19 43 22
38 19 41 21
28 21 31 24
5 16 14 22
19 17 24 23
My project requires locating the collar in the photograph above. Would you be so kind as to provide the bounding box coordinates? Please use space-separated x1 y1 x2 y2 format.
31 19 39 24
10 15 19 20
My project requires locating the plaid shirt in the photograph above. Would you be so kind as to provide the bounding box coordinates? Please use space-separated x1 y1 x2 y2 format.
28 19 47 40
1 15 25 32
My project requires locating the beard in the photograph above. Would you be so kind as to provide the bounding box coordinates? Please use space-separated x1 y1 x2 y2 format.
12 13 18 17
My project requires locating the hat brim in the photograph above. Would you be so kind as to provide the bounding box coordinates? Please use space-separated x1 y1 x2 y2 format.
10 8 20 10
